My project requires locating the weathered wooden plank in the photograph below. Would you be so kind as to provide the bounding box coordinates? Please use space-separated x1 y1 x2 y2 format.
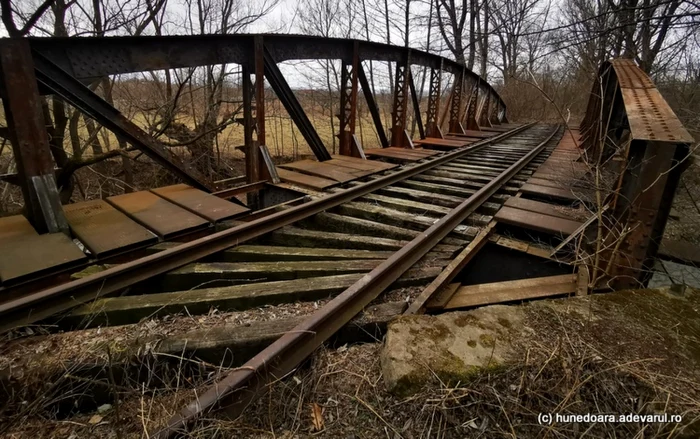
219 245 394 262
337 202 477 242
410 221 496 314
396 179 477 199
262 226 469 252
495 206 583 236
504 197 586 221
158 260 382 291
157 302 407 366
303 212 468 245
443 274 577 310
69 268 441 326
377 185 465 208
276 168 339 191
658 239 700 265
520 183 591 203
412 173 518 196
279 160 362 182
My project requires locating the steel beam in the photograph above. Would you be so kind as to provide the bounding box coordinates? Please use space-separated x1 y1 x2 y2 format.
0 39 68 234
408 69 425 140
357 63 389 148
25 35 506 111
32 51 214 192
262 46 331 161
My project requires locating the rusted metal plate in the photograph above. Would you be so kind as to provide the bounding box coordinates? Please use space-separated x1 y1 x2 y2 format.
620 87 694 143
0 215 36 241
64 199 157 256
278 160 361 183
413 137 469 149
330 155 397 172
449 129 493 138
152 184 249 222
444 136 482 143
495 205 583 236
611 59 655 89
276 168 338 191
0 232 86 284
365 147 439 162
107 191 210 238
479 125 512 132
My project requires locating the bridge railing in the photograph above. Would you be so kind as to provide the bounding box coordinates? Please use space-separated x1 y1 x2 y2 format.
579 58 694 288
0 34 506 233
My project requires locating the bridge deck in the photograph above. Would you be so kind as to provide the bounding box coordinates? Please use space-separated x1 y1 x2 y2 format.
0 184 249 284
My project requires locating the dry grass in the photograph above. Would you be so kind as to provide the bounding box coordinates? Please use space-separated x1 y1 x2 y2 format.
4 289 700 438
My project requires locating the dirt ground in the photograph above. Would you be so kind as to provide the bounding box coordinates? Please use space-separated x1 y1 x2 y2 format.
3 288 700 439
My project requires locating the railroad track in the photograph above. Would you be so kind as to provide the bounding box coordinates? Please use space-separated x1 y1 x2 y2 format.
0 123 562 435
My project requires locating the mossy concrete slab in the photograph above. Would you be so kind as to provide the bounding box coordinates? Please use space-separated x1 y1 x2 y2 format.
382 287 700 396
381 305 524 396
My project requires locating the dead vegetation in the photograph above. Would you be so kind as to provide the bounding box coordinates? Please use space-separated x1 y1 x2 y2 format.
3 288 700 438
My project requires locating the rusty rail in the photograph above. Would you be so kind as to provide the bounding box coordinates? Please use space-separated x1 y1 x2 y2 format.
152 125 560 438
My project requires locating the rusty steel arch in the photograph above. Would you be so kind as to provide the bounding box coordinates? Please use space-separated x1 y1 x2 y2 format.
0 34 507 233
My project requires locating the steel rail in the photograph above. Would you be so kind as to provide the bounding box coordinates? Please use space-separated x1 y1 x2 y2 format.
0 123 533 333
152 125 560 438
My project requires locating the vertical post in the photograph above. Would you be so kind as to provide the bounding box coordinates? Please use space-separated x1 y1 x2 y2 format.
390 50 411 148
425 64 442 138
338 42 359 156
448 67 465 134
241 66 258 185
254 36 266 155
0 39 68 234
242 36 269 186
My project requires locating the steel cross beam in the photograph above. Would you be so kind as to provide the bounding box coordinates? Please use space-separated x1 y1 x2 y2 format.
357 63 389 148
32 51 215 192
338 42 360 156
262 45 332 161
408 69 425 140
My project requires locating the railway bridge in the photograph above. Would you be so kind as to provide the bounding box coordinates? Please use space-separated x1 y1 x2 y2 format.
0 35 695 437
